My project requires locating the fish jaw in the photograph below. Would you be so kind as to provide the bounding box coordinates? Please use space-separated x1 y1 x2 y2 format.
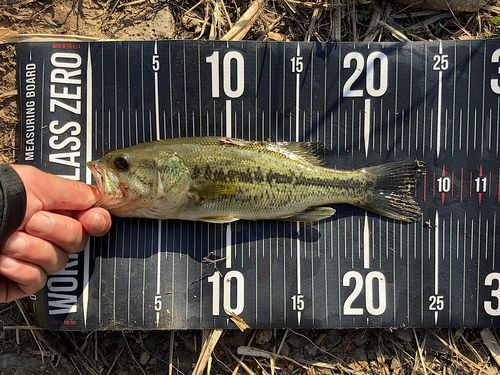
87 161 130 208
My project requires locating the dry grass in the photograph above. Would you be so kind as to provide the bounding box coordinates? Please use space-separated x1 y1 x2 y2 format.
1 0 500 374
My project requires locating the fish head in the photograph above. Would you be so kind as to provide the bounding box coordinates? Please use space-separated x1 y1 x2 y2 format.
87 148 190 217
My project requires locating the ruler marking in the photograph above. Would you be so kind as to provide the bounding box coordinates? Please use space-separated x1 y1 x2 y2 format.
364 99 371 157
474 109 477 151
482 42 487 159
400 222 403 259
372 110 375 152
490 171 492 198
423 45 427 158
497 97 500 158
437 42 442 158
386 221 389 260
358 219 361 261
466 43 471 158
294 43 302 326
494 213 497 270
490 107 493 151
387 109 390 152
452 42 457 157
463 212 467 325
379 103 383 158
445 109 448 151
344 110 347 152
420 220 424 323
401 109 404 152
415 109 419 151
471 219 474 260
82 44 94 328
449 212 453 323
394 46 399 158
459 108 463 151
430 109 434 151
486 219 489 260
344 220 348 260
351 217 354 268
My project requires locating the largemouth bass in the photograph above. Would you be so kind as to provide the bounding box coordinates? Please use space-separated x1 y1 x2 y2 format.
87 137 426 223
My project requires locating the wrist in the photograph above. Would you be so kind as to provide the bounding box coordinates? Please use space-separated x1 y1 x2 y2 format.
0 164 27 245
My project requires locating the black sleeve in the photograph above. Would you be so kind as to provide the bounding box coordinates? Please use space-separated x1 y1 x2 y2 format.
0 164 27 245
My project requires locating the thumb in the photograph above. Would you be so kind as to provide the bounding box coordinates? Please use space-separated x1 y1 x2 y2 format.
11 165 102 212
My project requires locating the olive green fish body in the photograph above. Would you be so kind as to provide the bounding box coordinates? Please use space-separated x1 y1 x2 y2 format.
88 137 425 223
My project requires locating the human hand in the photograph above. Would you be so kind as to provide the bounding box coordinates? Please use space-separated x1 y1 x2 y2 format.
0 165 112 302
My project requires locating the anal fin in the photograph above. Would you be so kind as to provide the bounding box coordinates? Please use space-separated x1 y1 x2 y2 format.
281 207 336 222
198 215 240 224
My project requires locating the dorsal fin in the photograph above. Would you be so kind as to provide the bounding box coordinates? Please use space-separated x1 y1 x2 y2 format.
217 137 331 167
269 142 331 167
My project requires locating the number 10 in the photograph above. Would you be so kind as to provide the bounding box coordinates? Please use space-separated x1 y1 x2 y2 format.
206 51 245 98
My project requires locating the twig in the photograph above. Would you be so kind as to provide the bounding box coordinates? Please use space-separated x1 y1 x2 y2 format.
14 300 57 361
169 331 175 375
122 332 147 375
413 329 428 375
229 311 251 331
237 346 308 370
330 0 342 41
231 330 257 375
193 329 224 375
0 27 103 43
220 0 233 28
226 345 257 375
117 0 147 8
276 329 289 355
221 0 266 41
280 0 344 9
377 20 410 42
363 6 383 42
481 329 500 368
106 347 124 375
305 0 323 42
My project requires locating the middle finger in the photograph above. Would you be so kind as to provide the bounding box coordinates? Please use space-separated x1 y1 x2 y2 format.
24 211 89 254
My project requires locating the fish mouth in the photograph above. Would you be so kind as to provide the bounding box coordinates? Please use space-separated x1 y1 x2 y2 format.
87 161 105 193
86 161 127 201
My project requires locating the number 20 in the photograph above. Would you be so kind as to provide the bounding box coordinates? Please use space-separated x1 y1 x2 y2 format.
343 271 386 316
343 52 388 98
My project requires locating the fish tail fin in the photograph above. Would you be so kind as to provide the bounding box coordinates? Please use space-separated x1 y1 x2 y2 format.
361 161 426 222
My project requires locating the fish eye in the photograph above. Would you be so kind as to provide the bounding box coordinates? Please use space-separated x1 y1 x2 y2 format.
114 156 129 171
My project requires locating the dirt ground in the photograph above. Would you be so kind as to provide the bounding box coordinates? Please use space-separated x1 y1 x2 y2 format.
2 0 500 374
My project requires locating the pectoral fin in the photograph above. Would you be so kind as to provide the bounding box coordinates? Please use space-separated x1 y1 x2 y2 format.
191 175 239 203
281 207 336 222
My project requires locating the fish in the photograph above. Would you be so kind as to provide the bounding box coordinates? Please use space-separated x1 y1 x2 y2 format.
87 137 426 223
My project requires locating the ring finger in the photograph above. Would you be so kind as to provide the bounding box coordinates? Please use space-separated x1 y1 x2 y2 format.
1 231 69 275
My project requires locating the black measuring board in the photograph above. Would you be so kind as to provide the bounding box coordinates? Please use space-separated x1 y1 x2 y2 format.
16 39 500 330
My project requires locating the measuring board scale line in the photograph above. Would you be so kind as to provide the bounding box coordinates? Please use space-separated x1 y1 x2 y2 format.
16 40 500 330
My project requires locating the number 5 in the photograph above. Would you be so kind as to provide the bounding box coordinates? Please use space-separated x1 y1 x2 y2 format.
152 55 160 72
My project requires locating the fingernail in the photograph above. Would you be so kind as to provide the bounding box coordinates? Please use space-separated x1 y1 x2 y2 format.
0 255 19 270
27 212 52 236
2 235 27 257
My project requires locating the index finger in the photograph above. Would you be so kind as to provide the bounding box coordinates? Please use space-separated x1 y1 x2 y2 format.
11 165 102 212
